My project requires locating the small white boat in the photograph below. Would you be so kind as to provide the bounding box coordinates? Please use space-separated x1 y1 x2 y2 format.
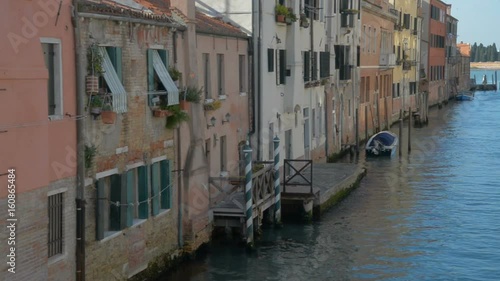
365 131 399 157
455 91 474 101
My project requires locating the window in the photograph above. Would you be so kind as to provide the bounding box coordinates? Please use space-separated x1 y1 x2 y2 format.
269 123 274 160
348 99 351 117
360 77 365 103
41 39 62 117
335 45 351 80
312 52 318 81
362 25 366 53
96 174 123 240
147 49 179 107
98 46 127 113
126 166 148 225
239 55 246 93
277 49 286 85
366 76 370 103
403 14 410 29
151 159 172 212
312 109 316 138
220 136 227 171
304 51 311 82
203 53 211 99
319 51 330 78
217 54 225 96
268 48 274 72
368 27 371 53
48 192 63 257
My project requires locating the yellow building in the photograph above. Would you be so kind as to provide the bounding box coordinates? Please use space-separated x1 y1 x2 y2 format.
391 0 420 121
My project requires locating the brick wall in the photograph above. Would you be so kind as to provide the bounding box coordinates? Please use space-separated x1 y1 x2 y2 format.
0 177 76 281
79 17 181 280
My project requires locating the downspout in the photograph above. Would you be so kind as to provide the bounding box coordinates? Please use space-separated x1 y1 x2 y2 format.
254 0 263 160
174 30 183 249
72 1 86 280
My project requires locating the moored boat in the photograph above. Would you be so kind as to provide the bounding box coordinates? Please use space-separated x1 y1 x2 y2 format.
455 91 474 101
365 131 399 157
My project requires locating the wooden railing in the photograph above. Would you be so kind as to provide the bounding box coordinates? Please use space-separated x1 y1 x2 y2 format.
252 165 275 206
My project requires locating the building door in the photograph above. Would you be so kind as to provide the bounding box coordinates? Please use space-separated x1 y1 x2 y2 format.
303 108 310 159
285 129 292 176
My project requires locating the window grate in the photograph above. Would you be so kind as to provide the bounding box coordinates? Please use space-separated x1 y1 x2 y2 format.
48 193 63 257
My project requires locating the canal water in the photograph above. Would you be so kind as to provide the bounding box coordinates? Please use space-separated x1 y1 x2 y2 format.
161 72 500 280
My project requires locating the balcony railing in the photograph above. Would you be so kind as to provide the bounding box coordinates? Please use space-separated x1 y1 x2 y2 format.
379 53 396 66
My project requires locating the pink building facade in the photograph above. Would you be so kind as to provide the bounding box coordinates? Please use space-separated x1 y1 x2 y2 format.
0 0 77 280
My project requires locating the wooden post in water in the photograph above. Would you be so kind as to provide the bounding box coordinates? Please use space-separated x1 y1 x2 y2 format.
355 108 359 154
408 107 412 153
365 104 368 141
496 71 498 88
243 144 254 247
399 109 403 156
384 97 389 130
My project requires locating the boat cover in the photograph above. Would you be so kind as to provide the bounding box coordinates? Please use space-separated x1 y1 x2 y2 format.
369 132 396 146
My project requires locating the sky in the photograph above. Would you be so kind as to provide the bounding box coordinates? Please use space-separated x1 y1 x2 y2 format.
446 0 500 47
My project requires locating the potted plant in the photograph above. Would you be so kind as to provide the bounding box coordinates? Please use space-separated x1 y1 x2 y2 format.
275 4 288 23
285 7 297 24
153 99 173 118
84 144 97 169
203 99 222 111
300 13 310 28
165 105 190 129
86 44 103 95
179 86 202 110
90 95 103 118
168 67 182 87
101 103 116 124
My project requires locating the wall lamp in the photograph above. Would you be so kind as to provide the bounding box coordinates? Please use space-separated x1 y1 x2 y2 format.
222 113 231 124
207 116 216 129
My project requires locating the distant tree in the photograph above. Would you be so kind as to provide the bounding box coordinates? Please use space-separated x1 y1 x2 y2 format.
492 43 498 61
471 42 477 62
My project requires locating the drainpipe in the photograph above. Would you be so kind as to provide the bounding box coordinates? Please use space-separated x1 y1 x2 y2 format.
176 125 183 248
72 1 86 280
253 0 262 159
174 28 183 249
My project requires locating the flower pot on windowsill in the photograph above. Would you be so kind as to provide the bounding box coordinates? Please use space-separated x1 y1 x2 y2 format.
180 100 190 111
276 14 286 23
153 109 173 118
101 110 116 124
86 75 99 95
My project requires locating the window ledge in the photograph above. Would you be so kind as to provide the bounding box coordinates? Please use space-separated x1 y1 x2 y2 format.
156 208 171 218
218 95 227 100
204 98 214 104
48 253 67 265
99 231 122 243
48 115 64 121
130 219 148 228
239 92 247 96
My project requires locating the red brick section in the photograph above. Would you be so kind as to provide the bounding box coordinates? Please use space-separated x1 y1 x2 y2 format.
196 12 248 38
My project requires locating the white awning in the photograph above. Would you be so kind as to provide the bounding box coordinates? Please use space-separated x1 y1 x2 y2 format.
99 47 127 113
152 50 179 105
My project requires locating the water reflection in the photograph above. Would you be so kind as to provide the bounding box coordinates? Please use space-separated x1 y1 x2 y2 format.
161 90 500 281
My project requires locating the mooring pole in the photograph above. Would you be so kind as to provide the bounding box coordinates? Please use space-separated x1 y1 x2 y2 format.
408 107 412 153
243 143 254 247
273 136 281 225
355 107 359 154
364 105 368 143
399 109 403 157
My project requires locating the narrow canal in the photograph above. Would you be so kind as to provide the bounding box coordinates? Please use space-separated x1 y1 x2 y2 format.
161 89 500 280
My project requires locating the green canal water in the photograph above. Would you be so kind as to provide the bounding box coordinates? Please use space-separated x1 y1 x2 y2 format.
160 72 500 280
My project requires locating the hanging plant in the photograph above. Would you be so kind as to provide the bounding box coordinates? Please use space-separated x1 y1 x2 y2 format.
84 144 97 169
87 44 104 76
165 105 190 129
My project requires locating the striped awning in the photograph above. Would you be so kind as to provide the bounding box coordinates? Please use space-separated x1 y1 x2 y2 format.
99 47 127 113
152 50 179 105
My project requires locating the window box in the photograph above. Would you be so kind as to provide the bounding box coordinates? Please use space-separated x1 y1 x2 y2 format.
300 14 310 28
276 4 288 23
153 109 173 118
204 99 222 111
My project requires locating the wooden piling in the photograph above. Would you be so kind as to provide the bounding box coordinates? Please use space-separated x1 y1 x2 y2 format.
355 108 359 154
399 109 403 156
365 105 368 142
408 107 412 153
